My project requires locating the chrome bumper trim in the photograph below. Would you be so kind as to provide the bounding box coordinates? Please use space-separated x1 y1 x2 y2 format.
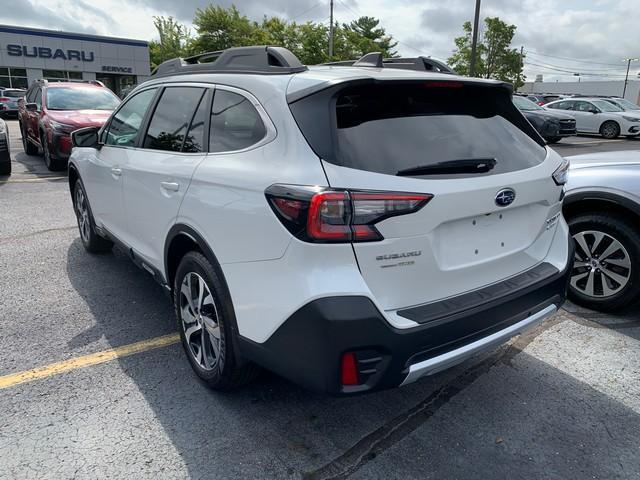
400 304 557 386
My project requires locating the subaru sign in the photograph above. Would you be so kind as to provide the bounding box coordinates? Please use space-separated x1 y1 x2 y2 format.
6 44 95 62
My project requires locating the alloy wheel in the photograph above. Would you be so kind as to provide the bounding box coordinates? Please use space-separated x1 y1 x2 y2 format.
601 123 618 139
571 230 632 298
75 186 91 244
179 272 221 371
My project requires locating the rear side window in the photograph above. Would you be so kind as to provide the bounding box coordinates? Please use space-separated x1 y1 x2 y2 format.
209 90 266 153
290 82 546 177
144 87 206 152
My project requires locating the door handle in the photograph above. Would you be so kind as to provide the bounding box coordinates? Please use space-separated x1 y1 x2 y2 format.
111 167 122 177
160 181 180 192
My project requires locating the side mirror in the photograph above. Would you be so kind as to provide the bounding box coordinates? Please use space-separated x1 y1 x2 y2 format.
26 103 38 112
589 108 600 114
72 126 101 149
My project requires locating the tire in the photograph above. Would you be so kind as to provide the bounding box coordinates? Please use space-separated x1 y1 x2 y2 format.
599 121 620 139
568 213 640 311
73 179 114 254
41 130 65 171
0 161 10 176
174 251 259 390
546 136 562 144
20 123 38 155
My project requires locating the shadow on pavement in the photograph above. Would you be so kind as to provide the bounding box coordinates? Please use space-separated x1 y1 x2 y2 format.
63 237 640 479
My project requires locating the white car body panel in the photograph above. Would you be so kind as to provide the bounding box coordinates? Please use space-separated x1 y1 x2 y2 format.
70 65 571 348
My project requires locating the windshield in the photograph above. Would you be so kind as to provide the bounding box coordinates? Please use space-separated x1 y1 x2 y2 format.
612 98 640 110
592 100 623 112
513 95 543 111
46 87 120 111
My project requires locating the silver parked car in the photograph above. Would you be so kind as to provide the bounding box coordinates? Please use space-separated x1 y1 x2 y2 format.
564 151 640 311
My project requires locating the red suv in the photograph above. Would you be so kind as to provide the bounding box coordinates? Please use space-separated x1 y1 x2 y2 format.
18 80 120 171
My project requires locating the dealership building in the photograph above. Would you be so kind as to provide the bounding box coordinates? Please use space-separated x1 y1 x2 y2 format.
0 25 150 96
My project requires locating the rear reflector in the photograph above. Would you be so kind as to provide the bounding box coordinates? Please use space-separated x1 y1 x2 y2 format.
266 185 432 243
341 352 359 386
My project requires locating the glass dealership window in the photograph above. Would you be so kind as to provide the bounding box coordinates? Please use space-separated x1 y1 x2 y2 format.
42 70 83 81
0 67 28 89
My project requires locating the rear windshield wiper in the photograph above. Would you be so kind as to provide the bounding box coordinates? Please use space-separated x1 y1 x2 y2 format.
396 158 497 176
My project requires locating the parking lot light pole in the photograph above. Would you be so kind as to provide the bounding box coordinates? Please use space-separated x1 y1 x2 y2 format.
622 58 638 98
469 0 481 77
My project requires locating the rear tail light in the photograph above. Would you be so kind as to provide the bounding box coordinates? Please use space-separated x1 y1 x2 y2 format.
266 184 432 243
0 97 9 102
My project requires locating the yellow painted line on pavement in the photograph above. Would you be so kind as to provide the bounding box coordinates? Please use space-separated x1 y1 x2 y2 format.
0 333 180 390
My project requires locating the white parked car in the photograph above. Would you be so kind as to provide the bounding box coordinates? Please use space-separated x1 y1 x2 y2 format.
544 98 640 139
67 47 572 394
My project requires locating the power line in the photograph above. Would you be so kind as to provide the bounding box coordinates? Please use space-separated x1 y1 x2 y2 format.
526 57 627 74
290 1 324 21
526 62 629 78
525 49 626 67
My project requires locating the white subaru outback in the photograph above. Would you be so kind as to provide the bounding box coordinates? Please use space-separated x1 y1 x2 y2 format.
68 47 573 394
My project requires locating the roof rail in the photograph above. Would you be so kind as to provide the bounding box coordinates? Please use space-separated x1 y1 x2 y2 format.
152 46 308 77
34 79 106 87
321 54 456 74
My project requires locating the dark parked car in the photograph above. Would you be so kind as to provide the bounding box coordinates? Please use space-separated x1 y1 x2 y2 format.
513 95 576 143
527 94 563 106
18 80 120 171
0 88 26 118
0 117 10 175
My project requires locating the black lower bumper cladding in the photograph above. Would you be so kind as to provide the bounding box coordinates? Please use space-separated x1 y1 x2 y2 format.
239 240 574 395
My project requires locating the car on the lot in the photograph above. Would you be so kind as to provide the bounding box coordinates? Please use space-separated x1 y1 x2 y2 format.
513 95 576 143
67 46 573 394
544 97 640 139
18 80 120 171
564 150 640 311
526 94 563 106
602 97 640 112
0 117 10 175
0 88 26 118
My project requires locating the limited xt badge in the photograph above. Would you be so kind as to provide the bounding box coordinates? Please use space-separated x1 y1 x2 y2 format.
376 251 422 261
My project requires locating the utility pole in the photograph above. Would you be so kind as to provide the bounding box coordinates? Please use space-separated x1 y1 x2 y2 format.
519 45 524 88
329 0 334 58
622 57 638 98
469 0 481 76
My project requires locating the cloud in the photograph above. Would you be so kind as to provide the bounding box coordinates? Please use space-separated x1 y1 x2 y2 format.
8 0 640 82
2 0 99 34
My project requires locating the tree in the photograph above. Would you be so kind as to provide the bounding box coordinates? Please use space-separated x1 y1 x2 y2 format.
148 16 192 70
185 6 396 65
448 17 525 88
190 5 263 53
343 16 398 57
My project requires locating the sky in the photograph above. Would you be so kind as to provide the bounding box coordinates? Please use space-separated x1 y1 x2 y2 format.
4 0 640 82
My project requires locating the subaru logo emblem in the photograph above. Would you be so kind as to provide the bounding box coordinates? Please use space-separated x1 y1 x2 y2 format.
495 188 516 207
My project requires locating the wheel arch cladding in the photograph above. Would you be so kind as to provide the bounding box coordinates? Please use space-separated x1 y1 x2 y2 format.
563 192 640 228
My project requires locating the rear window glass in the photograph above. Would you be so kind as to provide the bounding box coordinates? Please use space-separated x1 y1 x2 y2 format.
317 83 546 176
4 90 25 98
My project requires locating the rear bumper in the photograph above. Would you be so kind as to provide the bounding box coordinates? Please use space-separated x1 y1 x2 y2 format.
239 238 574 395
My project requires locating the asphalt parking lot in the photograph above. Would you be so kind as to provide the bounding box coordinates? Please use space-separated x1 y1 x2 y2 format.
1 119 639 480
